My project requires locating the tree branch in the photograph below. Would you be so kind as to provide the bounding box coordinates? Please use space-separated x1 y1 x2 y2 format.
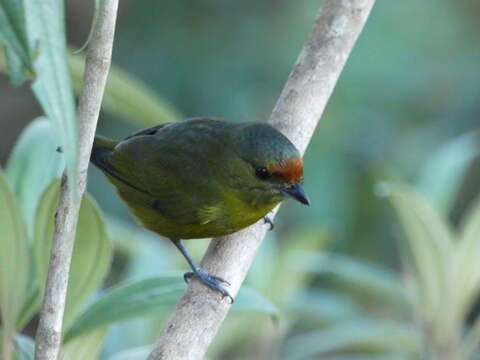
33 1 119 359
147 1 376 359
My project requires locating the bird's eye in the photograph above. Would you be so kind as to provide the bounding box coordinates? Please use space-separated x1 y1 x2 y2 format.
255 166 270 180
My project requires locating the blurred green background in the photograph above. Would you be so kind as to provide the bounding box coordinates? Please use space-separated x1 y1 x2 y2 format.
2 0 480 359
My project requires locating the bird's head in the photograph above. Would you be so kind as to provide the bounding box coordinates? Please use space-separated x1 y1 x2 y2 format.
230 123 310 208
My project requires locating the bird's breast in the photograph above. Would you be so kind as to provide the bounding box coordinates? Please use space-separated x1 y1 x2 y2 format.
212 192 277 233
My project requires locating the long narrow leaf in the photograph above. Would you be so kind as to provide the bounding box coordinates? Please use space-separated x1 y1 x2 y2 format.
64 276 185 341
283 320 419 360
0 169 30 334
33 180 113 330
458 194 480 301
0 330 35 360
24 0 78 198
65 275 277 342
317 355 410 360
455 195 480 356
268 228 326 301
233 286 278 317
300 252 410 309
382 183 452 325
459 313 480 360
14 333 35 360
0 46 182 128
61 328 108 360
108 346 153 360
0 0 31 85
289 289 363 325
5 118 64 237
15 285 41 331
417 131 480 214
69 53 182 127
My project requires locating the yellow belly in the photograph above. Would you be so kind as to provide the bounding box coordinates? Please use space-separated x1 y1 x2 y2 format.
119 189 277 240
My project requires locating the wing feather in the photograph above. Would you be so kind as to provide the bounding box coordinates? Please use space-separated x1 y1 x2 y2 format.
107 123 222 225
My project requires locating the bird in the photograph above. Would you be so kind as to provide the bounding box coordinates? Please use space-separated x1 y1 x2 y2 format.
90 117 310 301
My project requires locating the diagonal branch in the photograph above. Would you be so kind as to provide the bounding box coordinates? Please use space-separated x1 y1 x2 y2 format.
34 1 119 359
147 1 376 359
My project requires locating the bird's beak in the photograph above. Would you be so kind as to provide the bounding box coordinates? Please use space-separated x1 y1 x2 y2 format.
280 183 311 206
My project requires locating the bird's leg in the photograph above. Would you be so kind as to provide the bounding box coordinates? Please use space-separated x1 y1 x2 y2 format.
172 239 233 302
263 215 274 230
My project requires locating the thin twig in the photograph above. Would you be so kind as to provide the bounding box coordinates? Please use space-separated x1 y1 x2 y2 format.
147 1 375 359
33 1 119 359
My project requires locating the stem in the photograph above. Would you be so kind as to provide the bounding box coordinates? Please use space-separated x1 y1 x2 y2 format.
147 1 376 359
33 1 119 359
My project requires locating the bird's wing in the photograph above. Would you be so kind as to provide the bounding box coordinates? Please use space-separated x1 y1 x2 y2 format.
122 123 171 141
107 128 222 226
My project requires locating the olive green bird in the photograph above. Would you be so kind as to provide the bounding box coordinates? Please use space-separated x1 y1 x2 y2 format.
90 117 309 300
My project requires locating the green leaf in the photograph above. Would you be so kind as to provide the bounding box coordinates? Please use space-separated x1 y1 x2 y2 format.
248 227 326 302
454 195 480 356
5 117 64 237
0 44 181 128
33 180 113 331
283 320 420 360
300 252 410 309
106 215 175 274
0 0 31 85
0 169 30 334
459 312 480 360
61 328 108 360
417 131 480 214
24 0 78 199
69 53 182 127
15 285 41 331
4 45 27 86
272 228 327 300
289 289 362 325
65 196 112 330
33 180 58 288
315 355 410 360
0 330 35 360
458 194 480 301
109 346 153 360
14 333 35 360
65 275 184 341
380 183 452 324
233 286 278 317
66 274 276 341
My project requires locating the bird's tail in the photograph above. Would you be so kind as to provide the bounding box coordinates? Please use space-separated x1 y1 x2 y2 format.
90 135 118 170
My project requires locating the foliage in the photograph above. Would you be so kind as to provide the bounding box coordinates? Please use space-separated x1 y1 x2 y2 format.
5 117 64 235
0 0 182 200
383 184 480 359
0 0 31 85
68 53 182 127
2 0 480 359
23 0 78 197
0 0 77 197
0 161 29 359
281 179 480 360
0 118 112 359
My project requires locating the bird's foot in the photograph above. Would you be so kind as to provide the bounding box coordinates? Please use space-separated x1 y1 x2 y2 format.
184 267 233 303
263 215 274 230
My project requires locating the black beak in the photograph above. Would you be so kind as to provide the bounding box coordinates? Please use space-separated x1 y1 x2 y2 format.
280 183 310 206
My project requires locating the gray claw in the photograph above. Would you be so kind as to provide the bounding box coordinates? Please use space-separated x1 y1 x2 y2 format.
183 268 234 303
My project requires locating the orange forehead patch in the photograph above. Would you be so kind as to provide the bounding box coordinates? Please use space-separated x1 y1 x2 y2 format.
268 157 303 183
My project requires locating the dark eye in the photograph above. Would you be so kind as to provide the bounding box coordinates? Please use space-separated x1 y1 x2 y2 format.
255 166 270 180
